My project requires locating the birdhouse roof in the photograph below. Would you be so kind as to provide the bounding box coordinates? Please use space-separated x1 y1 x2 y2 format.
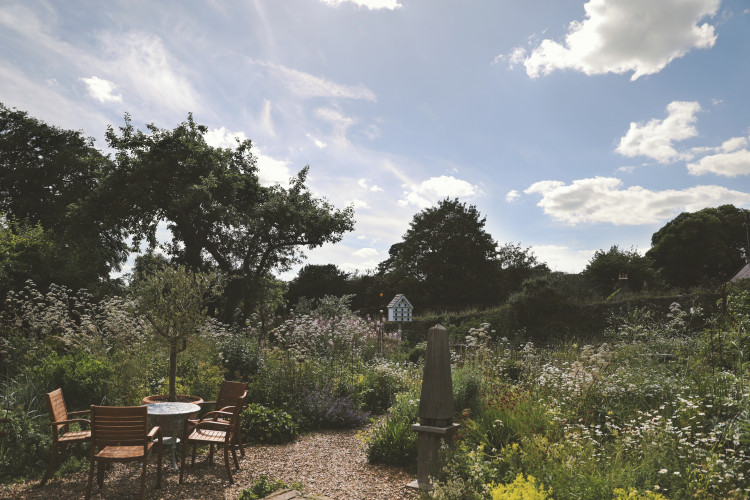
731 262 750 282
387 294 413 309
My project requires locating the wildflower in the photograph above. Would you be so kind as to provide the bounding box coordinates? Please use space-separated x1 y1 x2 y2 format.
659 469 668 474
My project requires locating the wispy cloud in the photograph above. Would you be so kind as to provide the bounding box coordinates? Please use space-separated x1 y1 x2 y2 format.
252 60 376 101
319 0 402 11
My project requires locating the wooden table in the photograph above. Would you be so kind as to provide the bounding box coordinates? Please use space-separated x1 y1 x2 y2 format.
146 402 200 472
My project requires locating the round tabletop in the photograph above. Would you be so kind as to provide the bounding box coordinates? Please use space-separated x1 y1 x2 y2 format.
146 402 201 416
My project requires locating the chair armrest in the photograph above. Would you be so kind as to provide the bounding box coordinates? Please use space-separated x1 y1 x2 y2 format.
198 400 216 408
68 409 90 416
49 418 90 427
204 409 234 420
193 420 231 432
148 425 163 441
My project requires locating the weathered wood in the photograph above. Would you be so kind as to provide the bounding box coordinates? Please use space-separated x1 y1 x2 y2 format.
42 389 91 486
418 324 454 426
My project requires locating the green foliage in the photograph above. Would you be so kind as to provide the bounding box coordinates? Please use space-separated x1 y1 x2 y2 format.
238 474 302 499
0 408 49 480
355 362 406 415
242 404 298 444
0 103 127 295
583 245 661 295
286 264 350 307
131 263 222 401
647 204 749 288
365 390 419 466
378 198 504 311
452 365 484 416
34 351 115 409
104 112 354 323
490 474 552 500
217 331 262 381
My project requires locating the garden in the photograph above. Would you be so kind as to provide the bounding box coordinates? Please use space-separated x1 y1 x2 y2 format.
2 273 750 499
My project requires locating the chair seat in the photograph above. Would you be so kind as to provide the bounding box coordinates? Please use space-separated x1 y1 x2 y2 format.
59 430 91 443
188 428 227 444
96 442 153 460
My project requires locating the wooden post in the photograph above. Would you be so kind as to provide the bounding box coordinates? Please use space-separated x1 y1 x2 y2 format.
407 324 460 491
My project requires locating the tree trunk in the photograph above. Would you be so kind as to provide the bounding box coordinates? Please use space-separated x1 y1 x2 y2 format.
169 343 178 402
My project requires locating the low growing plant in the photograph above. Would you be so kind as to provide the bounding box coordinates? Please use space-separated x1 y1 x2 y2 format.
242 403 298 444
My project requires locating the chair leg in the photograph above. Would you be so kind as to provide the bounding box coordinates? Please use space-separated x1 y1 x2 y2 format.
156 443 163 489
97 460 105 489
84 458 95 500
231 441 240 470
139 458 147 500
41 442 58 485
179 440 188 484
223 444 234 484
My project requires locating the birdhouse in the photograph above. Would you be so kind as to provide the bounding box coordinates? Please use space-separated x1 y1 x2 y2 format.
387 294 413 322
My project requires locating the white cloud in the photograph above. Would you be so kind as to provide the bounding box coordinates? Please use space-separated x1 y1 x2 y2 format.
370 184 384 192
254 60 376 101
616 101 701 163
515 0 720 80
205 127 291 186
306 133 327 149
687 149 750 177
319 0 402 10
352 247 379 258
80 76 123 103
315 107 355 143
720 136 749 153
400 175 481 209
359 178 384 192
102 32 200 113
348 198 370 209
524 176 750 225
506 190 521 202
530 245 597 273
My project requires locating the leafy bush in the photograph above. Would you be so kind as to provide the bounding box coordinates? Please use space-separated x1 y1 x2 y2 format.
242 404 298 444
0 408 49 480
296 386 370 430
217 332 261 380
452 364 483 416
490 474 552 499
356 362 406 415
365 391 418 466
33 351 115 409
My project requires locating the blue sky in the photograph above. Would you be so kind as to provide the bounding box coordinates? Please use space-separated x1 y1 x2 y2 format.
2 0 750 277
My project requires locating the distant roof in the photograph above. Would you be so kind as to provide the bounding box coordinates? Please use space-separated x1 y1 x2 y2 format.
731 263 750 282
387 294 413 308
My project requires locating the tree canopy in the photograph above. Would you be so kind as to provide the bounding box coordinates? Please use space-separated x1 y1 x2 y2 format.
647 205 749 289
286 264 350 307
379 199 503 310
0 103 127 294
102 113 355 322
582 245 661 295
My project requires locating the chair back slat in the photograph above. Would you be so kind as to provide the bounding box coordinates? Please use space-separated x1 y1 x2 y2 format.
216 381 248 406
91 406 148 446
46 389 68 432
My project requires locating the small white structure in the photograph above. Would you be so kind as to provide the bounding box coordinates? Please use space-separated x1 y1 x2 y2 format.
731 262 750 282
387 294 413 322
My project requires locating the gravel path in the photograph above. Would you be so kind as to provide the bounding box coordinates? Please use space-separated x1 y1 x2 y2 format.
1 429 420 500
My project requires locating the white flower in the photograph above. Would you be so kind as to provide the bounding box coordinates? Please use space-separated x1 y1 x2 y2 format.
659 469 668 474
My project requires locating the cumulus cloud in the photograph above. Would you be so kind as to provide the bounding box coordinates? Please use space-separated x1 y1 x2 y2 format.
347 198 370 209
616 101 701 163
358 178 384 192
399 175 481 209
530 245 597 273
319 0 401 10
205 127 291 186
687 149 750 177
512 0 720 80
524 176 750 225
352 247 379 258
253 60 376 101
506 190 521 202
80 76 122 103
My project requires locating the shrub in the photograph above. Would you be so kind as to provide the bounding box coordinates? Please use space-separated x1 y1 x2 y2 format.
242 404 298 444
217 332 261 381
33 351 115 409
490 474 552 500
356 362 406 415
296 386 370 430
0 408 49 480
452 365 483 416
365 391 418 466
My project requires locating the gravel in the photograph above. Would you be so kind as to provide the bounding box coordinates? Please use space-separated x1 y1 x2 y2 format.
1 428 420 500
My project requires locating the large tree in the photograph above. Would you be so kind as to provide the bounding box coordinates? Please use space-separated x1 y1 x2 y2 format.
0 103 127 294
647 205 749 289
379 199 503 310
582 245 661 295
286 264 350 307
102 113 354 322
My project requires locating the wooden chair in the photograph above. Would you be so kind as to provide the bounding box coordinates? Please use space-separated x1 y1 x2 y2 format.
41 388 91 485
199 380 248 456
179 397 243 484
85 405 162 500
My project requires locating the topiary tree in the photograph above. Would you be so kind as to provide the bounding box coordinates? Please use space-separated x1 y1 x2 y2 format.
132 264 223 401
